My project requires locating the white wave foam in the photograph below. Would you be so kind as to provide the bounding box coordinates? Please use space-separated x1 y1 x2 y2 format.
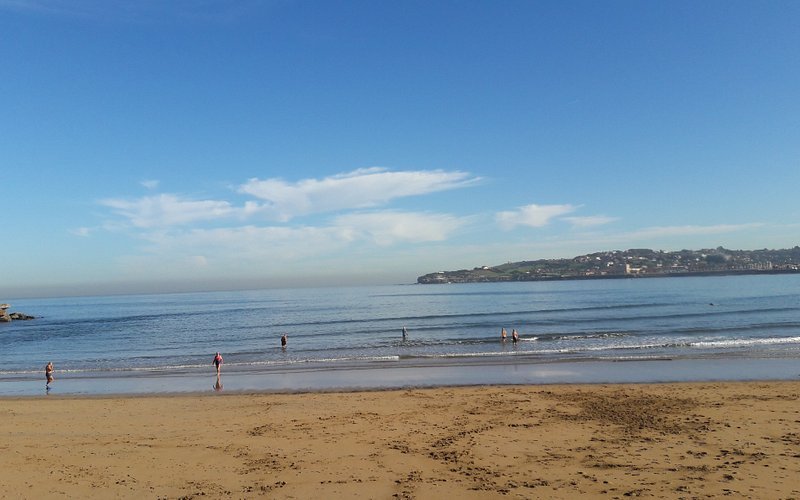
690 336 800 348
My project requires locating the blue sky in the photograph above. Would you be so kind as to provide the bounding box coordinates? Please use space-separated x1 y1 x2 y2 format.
1 0 798 298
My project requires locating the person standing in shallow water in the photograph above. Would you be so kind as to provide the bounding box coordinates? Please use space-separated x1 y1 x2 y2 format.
512 329 519 344
501 328 507 341
45 362 54 388
402 326 407 340
281 334 287 348
213 352 223 375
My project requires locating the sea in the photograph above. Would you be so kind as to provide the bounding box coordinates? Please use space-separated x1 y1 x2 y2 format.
2 274 799 396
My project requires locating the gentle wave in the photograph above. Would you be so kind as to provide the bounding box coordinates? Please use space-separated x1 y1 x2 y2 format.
528 332 628 341
690 336 800 348
0 355 403 376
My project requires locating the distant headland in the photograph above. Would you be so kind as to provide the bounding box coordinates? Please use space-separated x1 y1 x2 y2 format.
417 246 800 284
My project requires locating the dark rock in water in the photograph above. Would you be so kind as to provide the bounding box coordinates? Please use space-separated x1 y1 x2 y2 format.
9 312 35 320
0 304 35 322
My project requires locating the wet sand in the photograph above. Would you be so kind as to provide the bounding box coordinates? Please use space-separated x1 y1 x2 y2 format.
4 356 800 397
2 381 799 498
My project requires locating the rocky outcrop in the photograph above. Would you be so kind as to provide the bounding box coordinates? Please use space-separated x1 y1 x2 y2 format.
0 304 34 323
9 312 35 320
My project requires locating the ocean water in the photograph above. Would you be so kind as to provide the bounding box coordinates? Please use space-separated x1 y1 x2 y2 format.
2 274 799 395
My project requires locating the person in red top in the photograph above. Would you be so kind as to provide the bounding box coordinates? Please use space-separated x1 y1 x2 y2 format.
213 352 223 374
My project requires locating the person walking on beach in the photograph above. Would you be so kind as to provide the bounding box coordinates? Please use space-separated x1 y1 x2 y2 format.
213 352 223 374
45 362 54 387
281 334 287 348
512 329 519 344
501 328 507 341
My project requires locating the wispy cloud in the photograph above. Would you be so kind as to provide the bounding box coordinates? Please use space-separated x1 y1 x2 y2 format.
99 194 236 228
100 168 480 230
333 211 465 245
495 203 578 229
563 215 618 228
505 223 769 257
622 223 765 240
92 172 774 287
135 211 465 258
70 227 92 237
239 168 481 221
139 225 356 264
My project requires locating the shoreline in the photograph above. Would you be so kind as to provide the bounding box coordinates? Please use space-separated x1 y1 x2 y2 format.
3 355 799 397
3 381 799 498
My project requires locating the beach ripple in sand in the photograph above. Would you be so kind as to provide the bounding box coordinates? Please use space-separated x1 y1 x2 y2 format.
1 382 799 498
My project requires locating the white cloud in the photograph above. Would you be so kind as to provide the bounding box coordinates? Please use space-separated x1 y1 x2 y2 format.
70 227 92 237
333 211 465 245
111 209 467 281
100 194 236 228
495 204 578 230
563 215 618 228
137 211 464 257
623 223 764 240
499 222 768 257
101 169 480 229
239 167 480 221
141 179 160 190
137 225 357 266
22 217 785 295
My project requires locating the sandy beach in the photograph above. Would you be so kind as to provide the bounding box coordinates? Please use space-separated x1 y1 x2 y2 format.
2 382 798 499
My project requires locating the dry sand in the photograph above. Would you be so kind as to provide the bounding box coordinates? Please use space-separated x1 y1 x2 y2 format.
1 381 799 499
